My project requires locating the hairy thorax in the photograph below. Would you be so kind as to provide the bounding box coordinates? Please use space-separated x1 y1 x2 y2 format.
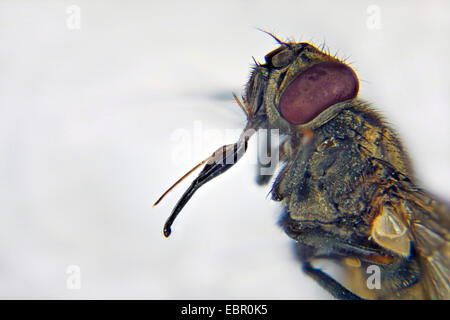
272 102 411 241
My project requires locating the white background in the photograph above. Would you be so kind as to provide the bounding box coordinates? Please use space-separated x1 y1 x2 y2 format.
0 0 448 299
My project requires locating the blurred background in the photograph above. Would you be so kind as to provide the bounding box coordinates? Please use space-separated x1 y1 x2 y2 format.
0 0 448 299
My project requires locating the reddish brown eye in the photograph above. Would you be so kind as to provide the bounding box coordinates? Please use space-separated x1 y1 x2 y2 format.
279 62 359 124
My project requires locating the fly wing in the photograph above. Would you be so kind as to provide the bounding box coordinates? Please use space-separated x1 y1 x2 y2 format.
365 157 449 299
402 188 450 299
375 183 450 299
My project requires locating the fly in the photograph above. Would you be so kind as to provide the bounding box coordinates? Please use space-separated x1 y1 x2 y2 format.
154 32 449 300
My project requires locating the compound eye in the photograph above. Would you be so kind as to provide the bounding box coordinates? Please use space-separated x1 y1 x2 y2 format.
279 62 359 125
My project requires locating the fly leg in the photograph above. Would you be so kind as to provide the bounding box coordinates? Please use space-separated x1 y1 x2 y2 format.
280 211 421 299
279 212 385 300
302 261 363 300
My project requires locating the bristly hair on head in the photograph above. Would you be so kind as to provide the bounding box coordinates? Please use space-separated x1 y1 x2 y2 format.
256 28 291 48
